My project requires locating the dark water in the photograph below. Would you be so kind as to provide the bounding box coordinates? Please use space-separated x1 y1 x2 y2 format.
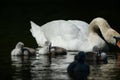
9 52 120 80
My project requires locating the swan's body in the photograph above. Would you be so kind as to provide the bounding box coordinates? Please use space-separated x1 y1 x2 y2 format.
30 17 120 52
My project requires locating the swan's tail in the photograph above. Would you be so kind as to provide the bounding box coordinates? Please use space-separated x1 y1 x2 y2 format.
30 21 47 47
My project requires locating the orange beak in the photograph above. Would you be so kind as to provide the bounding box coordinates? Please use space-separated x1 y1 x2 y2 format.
117 40 120 48
113 36 120 48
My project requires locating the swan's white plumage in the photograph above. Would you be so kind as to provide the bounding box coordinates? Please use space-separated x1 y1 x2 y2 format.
42 20 80 49
30 18 120 51
30 20 91 51
30 21 47 47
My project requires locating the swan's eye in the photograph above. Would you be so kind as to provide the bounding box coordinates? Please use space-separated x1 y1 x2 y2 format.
113 36 116 38
113 36 120 39
113 36 120 41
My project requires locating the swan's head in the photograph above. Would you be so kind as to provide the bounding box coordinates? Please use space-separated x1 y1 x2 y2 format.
113 36 120 48
15 42 24 49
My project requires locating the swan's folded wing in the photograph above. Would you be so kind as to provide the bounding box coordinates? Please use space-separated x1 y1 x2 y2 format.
30 21 47 46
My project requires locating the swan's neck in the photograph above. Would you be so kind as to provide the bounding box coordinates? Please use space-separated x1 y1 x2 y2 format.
89 18 110 37
89 17 120 45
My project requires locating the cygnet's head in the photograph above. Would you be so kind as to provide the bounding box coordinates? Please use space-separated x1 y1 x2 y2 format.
77 51 86 62
96 51 108 64
44 41 51 52
23 50 29 56
100 52 107 60
15 42 24 49
44 41 51 47
93 46 100 52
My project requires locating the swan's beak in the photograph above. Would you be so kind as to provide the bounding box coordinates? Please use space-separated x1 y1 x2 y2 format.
117 40 120 48
113 36 120 48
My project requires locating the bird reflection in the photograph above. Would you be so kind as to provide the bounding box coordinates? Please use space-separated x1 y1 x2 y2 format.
11 56 32 80
116 53 120 68
11 54 52 80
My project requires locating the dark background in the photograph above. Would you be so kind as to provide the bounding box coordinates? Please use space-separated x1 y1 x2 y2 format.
0 0 120 80
1 0 120 50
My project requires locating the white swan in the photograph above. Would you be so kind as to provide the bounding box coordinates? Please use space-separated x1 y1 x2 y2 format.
30 17 120 52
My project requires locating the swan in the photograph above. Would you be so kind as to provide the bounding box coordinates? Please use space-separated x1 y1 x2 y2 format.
30 17 120 52
11 42 36 56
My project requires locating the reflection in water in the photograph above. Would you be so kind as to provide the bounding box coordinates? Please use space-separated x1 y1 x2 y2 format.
11 56 32 80
116 53 120 68
11 52 120 80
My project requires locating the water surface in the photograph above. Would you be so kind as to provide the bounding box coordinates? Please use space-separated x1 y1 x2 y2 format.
10 52 120 80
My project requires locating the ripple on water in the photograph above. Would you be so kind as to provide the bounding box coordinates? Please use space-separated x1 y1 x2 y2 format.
11 52 120 80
